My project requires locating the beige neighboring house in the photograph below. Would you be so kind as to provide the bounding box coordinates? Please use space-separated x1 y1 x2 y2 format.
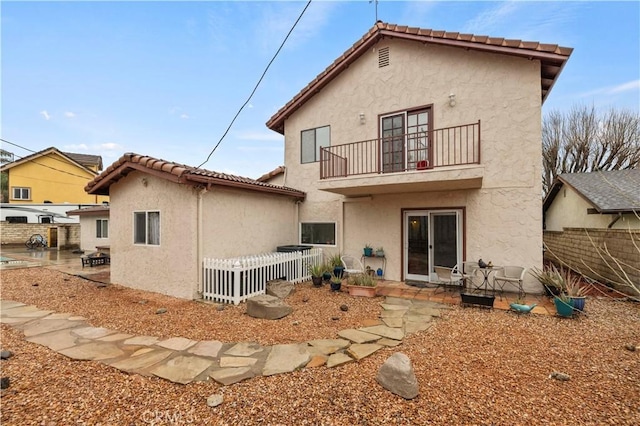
66 205 111 253
257 166 286 186
265 22 572 293
85 153 305 299
544 170 640 231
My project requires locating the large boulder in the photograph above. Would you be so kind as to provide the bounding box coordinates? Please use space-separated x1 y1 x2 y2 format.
266 279 295 299
376 352 419 399
246 294 292 320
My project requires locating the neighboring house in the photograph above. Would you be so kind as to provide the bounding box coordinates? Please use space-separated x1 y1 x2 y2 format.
0 147 108 204
85 153 305 299
543 170 640 231
66 205 111 252
257 166 286 186
264 22 572 293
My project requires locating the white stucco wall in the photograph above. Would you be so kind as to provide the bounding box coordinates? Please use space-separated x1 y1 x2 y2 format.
201 186 298 258
78 215 110 252
110 172 199 300
545 185 640 231
280 38 545 292
109 171 300 300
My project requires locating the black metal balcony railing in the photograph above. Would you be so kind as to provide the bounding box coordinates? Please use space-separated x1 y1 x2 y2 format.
320 120 481 179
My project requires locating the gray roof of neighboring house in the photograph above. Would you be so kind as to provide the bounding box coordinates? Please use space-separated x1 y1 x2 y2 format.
544 170 640 213
63 152 103 170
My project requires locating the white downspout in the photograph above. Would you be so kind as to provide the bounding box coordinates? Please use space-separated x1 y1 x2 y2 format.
196 187 208 298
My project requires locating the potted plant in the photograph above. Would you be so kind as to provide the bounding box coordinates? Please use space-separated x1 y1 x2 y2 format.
530 265 564 296
363 244 373 257
308 262 325 287
329 273 342 292
375 246 385 257
553 293 574 317
328 253 344 278
562 267 588 313
347 273 377 297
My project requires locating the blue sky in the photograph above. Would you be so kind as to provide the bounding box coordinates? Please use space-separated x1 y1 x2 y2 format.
2 1 639 179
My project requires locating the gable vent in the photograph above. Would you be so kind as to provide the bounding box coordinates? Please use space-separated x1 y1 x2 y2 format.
378 46 390 68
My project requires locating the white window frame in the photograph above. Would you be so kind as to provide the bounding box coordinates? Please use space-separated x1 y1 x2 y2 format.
96 219 109 239
11 187 31 200
133 211 160 246
301 125 330 164
299 221 337 247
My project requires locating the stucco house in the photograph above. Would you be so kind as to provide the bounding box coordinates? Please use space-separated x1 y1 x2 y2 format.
264 22 572 293
66 205 111 253
85 153 305 299
0 147 108 204
543 170 640 231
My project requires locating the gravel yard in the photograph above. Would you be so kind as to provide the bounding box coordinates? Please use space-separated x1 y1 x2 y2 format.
1 268 639 425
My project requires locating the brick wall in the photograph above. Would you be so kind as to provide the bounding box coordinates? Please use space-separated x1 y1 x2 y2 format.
0 222 80 249
544 228 640 293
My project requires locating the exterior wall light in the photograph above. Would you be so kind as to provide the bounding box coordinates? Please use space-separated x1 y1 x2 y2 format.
449 93 456 107
359 112 366 124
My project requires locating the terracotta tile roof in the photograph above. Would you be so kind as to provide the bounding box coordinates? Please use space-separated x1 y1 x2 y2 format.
66 205 110 216
0 147 99 175
256 166 285 182
544 170 640 213
266 21 573 134
85 153 305 200
63 152 103 170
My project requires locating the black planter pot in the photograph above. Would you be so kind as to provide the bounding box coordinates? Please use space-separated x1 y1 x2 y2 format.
461 293 495 308
322 272 332 282
311 276 323 287
330 281 342 292
333 266 345 278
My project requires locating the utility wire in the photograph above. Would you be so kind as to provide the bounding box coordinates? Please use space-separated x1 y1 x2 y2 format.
0 138 97 180
197 0 312 169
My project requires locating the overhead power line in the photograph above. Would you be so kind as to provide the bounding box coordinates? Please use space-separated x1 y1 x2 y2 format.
197 0 313 169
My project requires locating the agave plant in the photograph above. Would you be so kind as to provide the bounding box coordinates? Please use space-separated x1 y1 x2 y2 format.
530 264 565 294
562 267 588 297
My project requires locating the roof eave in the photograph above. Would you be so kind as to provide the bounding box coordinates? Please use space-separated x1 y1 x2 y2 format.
185 175 305 200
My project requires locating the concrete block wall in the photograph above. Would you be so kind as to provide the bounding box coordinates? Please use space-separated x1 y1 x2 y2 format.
0 222 81 249
544 228 640 294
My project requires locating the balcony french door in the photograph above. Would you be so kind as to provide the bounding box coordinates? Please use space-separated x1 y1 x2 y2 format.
403 209 462 282
381 108 431 173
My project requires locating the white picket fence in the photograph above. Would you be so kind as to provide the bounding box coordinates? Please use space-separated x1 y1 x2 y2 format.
202 248 324 305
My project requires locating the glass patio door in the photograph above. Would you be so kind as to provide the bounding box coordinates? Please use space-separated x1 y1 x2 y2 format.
381 109 430 173
403 210 462 282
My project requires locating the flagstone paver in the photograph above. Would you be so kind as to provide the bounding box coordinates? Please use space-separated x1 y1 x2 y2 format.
156 337 197 351
25 328 85 351
59 341 125 361
337 329 381 344
188 340 223 358
209 367 255 386
326 353 353 368
225 342 264 357
150 355 214 384
72 326 117 339
359 325 405 341
347 343 383 360
220 356 258 367
1 297 444 385
263 344 310 376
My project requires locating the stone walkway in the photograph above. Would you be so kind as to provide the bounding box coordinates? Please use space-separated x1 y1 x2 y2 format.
0 298 448 386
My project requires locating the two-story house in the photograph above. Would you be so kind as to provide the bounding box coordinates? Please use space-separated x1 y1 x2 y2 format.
0 146 108 205
265 22 572 293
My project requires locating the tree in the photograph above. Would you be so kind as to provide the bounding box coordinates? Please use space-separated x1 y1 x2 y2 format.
542 105 640 196
0 149 14 202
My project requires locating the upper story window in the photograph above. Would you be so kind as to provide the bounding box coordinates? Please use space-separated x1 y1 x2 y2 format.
134 211 160 246
12 187 31 200
300 222 336 246
96 219 109 239
301 126 330 164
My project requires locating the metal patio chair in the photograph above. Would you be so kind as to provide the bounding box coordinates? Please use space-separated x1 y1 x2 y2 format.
494 266 527 299
341 255 365 277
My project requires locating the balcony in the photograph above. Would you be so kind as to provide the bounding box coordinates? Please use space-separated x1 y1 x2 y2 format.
318 121 484 196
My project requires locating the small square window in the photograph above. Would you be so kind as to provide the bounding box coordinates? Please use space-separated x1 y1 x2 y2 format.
301 126 330 163
134 211 160 246
96 219 109 239
12 187 30 200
